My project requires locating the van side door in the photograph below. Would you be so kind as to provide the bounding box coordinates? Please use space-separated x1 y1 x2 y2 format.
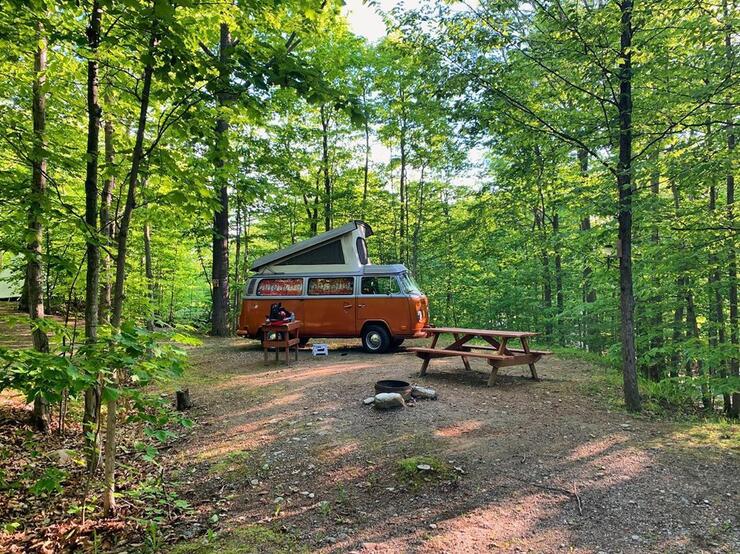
356 275 411 336
302 277 356 338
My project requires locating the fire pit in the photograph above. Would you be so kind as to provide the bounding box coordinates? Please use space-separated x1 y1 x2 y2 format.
375 379 412 400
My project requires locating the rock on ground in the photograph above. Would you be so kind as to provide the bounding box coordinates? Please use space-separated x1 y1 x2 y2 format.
373 392 405 409
411 385 437 400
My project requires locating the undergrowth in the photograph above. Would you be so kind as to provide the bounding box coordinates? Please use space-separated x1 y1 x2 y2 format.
169 525 308 554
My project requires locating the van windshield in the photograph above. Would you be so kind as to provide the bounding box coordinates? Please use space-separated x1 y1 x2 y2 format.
399 272 421 294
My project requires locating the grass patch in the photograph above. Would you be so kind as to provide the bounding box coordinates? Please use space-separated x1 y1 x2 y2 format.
395 455 456 488
208 450 257 482
551 346 619 370
169 525 308 554
660 421 739 454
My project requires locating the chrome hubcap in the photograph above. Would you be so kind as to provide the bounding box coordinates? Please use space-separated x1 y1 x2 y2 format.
367 332 382 350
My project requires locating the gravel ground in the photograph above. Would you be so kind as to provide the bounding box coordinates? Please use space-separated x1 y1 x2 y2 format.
167 336 739 553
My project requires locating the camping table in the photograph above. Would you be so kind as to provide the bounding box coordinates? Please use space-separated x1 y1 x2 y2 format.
408 327 551 386
261 320 302 363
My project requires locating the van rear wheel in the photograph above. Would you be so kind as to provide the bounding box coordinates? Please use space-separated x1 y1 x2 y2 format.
362 325 391 354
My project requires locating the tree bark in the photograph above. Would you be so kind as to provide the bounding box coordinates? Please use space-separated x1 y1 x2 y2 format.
552 211 564 346
111 29 155 329
320 103 332 232
105 22 157 516
578 149 598 352
411 165 425 277
102 374 117 516
232 192 242 333
362 87 370 219
647 154 663 381
99 114 115 324
83 0 103 472
211 23 231 337
617 0 640 411
723 0 739 417
399 87 408 264
143 189 155 330
28 19 50 433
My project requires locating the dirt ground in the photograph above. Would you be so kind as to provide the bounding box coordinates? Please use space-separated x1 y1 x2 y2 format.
163 337 739 554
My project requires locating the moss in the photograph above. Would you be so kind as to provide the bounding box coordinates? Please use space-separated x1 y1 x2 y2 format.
168 525 308 554
396 455 456 488
207 450 256 482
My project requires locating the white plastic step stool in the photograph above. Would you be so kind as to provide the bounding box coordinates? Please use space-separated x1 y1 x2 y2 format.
312 344 329 356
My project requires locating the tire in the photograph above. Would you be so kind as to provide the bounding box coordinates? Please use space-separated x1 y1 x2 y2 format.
299 337 310 347
392 337 405 348
362 324 391 354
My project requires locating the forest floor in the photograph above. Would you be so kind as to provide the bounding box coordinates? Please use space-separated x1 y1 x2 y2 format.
162 336 739 554
1 301 738 553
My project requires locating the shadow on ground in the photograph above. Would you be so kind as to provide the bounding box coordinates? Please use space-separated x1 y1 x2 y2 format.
165 337 738 554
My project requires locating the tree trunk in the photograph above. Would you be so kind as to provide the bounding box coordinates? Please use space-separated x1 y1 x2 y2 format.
143 205 155 329
411 165 425 277
534 147 553 339
211 23 231 337
552 211 564 346
105 23 157 516
320 104 332 232
578 149 598 352
647 155 663 381
83 0 102 471
99 114 115 324
232 193 242 333
723 0 739 417
399 88 408 265
617 0 640 411
28 20 50 433
102 375 117 516
362 87 370 219
111 31 155 328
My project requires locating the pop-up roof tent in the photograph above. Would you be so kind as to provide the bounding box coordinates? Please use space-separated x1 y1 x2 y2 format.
250 220 378 275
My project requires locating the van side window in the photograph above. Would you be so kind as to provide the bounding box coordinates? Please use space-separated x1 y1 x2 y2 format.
356 237 369 264
257 278 303 296
307 277 353 295
246 278 256 295
361 276 399 295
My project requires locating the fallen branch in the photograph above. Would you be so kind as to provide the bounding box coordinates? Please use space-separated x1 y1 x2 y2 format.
499 471 583 515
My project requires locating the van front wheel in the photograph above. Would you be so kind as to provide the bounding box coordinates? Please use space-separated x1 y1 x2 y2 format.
362 325 391 354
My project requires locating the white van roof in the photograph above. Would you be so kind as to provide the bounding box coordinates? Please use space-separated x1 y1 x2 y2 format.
251 264 408 278
251 220 374 273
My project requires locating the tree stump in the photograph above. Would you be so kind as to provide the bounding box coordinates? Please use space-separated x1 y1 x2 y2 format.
175 389 192 411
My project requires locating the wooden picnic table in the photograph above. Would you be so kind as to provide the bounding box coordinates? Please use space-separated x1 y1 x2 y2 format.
261 320 302 363
407 326 551 386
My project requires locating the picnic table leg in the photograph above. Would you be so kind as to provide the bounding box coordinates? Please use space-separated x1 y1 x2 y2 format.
521 337 540 381
453 333 472 371
420 333 440 376
419 355 431 376
487 364 499 387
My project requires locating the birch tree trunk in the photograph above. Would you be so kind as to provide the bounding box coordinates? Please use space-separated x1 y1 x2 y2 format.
28 19 50 433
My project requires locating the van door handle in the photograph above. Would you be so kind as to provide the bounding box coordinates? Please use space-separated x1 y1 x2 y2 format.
343 304 353 310
357 303 366 308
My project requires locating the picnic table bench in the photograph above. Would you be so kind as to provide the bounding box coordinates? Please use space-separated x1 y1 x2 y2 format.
408 326 551 386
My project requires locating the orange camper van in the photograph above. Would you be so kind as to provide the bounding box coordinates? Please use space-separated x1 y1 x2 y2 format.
237 221 429 353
